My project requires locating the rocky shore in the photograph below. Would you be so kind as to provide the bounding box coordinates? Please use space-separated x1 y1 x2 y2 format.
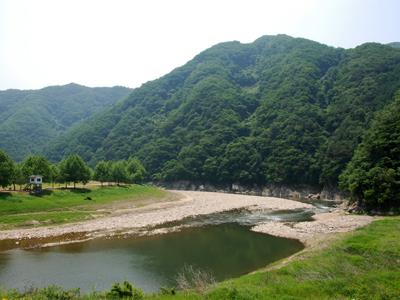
0 190 374 249
0 191 312 242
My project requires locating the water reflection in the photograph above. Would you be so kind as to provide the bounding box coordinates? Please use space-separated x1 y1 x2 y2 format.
0 199 336 292
0 223 303 292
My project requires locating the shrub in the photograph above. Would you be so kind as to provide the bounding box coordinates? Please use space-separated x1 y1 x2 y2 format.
106 281 144 299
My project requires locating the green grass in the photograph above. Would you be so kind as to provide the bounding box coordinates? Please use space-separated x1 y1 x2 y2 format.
0 185 166 229
0 211 94 229
149 217 400 300
218 217 400 299
0 217 399 299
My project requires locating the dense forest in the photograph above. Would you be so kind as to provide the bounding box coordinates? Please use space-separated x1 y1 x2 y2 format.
1 35 399 209
0 83 131 160
340 93 400 210
42 35 400 195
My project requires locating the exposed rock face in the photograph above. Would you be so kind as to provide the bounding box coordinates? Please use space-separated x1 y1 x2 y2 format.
158 181 344 201
321 186 344 201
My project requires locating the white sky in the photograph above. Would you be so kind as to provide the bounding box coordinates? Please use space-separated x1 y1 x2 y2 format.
0 0 399 90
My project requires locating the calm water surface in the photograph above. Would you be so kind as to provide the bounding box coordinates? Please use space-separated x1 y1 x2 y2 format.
0 223 303 292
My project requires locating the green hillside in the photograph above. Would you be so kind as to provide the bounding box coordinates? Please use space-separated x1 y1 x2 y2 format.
0 83 131 160
45 35 400 189
388 42 400 49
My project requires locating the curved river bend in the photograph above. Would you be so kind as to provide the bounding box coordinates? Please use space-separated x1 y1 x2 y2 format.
0 201 335 292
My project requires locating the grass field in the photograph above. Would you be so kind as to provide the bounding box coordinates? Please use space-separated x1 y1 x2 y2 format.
0 185 167 229
0 217 399 299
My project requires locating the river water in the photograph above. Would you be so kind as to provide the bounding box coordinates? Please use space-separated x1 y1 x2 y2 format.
0 200 336 293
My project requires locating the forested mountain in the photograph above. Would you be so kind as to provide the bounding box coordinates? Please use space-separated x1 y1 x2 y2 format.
45 35 400 189
0 84 131 161
388 42 400 49
340 93 400 210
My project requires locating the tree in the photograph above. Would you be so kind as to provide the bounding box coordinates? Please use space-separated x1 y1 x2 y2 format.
94 160 110 186
0 150 15 188
110 160 128 185
11 163 25 191
49 164 60 188
339 95 400 210
59 154 91 188
21 155 51 182
126 157 146 183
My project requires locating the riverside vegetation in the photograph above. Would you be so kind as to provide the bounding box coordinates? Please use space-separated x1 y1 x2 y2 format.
0 217 398 299
0 151 158 229
0 185 165 229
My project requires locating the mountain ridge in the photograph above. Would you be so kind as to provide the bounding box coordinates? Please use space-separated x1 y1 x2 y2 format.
31 35 400 188
0 84 132 160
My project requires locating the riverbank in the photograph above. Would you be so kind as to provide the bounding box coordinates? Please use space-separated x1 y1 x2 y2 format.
0 190 391 299
1 217 398 299
0 185 168 230
159 216 400 300
0 190 312 243
252 210 375 246
0 190 374 251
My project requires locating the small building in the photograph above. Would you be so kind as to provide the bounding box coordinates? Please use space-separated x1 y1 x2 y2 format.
28 175 43 194
29 175 43 185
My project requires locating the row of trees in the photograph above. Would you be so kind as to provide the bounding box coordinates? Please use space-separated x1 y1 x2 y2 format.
0 151 146 189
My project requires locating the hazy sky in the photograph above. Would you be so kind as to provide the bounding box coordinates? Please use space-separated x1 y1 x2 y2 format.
0 0 399 90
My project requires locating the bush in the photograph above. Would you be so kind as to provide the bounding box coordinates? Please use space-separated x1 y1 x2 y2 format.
159 286 176 295
36 285 80 300
106 281 144 299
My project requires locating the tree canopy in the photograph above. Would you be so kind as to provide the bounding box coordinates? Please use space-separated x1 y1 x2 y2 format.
0 84 131 161
0 150 14 188
340 94 400 210
44 36 400 194
21 155 51 181
2 35 400 209
59 154 91 188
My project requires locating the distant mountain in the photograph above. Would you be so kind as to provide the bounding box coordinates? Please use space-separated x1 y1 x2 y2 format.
45 35 400 188
387 42 400 49
0 83 132 160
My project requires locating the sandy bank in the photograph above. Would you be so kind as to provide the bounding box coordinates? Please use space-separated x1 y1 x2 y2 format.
252 211 375 245
0 190 312 241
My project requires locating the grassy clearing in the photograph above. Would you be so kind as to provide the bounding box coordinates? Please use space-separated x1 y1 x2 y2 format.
0 217 398 299
0 211 94 230
0 185 166 229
